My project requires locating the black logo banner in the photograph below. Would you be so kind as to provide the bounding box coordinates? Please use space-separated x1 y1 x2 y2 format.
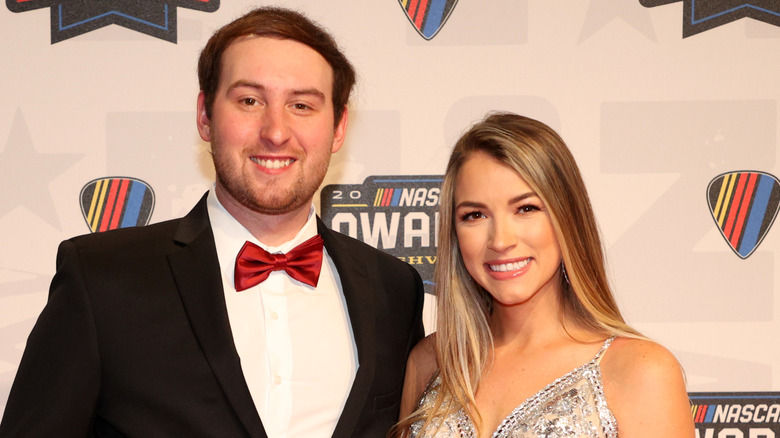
7 0 219 43
640 0 780 37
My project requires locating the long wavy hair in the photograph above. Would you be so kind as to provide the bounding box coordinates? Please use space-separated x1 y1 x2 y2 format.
397 112 642 435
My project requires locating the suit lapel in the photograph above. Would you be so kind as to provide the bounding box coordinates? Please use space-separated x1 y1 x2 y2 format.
318 219 377 438
164 204 377 437
167 194 267 438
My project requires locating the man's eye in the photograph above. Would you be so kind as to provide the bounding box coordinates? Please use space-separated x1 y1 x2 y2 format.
293 103 310 110
241 98 257 106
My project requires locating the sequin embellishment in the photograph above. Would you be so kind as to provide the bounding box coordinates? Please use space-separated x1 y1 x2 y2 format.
410 337 618 438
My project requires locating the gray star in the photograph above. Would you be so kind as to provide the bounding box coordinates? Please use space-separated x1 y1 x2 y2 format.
580 0 657 42
0 109 84 230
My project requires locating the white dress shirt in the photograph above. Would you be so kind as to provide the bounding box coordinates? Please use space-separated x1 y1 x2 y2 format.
207 190 358 438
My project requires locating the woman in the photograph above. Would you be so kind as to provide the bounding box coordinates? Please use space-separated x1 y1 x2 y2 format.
396 113 694 437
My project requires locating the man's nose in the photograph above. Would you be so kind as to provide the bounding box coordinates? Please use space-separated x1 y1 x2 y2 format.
259 105 291 147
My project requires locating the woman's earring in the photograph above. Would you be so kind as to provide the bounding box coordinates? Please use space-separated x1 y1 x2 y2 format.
561 263 570 285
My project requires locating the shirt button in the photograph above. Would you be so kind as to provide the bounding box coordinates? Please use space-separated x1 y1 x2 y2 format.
274 375 282 385
271 311 279 320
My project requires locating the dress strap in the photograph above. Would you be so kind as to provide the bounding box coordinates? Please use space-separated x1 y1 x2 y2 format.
594 336 617 364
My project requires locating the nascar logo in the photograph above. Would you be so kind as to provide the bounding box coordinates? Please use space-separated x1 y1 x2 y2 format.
80 177 155 233
690 392 780 437
707 171 780 259
373 186 440 207
398 0 458 40
321 175 442 293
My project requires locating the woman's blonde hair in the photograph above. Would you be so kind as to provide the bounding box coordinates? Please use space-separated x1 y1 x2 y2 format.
397 112 641 435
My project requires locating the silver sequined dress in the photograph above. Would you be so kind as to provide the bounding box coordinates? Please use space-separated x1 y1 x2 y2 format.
409 337 618 438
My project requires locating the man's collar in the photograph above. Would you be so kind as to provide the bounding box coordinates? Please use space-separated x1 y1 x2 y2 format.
207 188 317 253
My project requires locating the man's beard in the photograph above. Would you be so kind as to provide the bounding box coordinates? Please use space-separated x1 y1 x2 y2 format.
210 140 330 216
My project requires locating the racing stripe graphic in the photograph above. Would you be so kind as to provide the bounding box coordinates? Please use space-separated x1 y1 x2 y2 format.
399 0 458 40
708 171 780 258
80 177 155 233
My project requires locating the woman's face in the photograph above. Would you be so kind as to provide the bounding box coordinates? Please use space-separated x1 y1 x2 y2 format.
454 151 562 308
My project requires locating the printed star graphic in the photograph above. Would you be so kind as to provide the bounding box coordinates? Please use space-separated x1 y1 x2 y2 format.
51 0 172 43
580 0 657 42
640 0 780 37
7 0 219 43
0 110 83 230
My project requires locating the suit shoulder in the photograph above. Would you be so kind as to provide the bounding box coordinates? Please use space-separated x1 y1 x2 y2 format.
65 192 209 253
64 217 183 254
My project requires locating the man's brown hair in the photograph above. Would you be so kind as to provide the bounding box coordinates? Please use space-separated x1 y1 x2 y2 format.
198 7 356 125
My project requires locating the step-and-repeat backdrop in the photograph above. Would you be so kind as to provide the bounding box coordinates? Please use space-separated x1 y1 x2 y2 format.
2 1 779 434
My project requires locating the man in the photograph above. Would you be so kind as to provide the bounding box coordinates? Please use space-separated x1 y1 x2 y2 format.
0 7 424 438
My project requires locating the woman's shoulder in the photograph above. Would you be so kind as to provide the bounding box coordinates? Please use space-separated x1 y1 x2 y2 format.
601 336 683 384
400 333 439 419
407 333 439 383
600 336 695 437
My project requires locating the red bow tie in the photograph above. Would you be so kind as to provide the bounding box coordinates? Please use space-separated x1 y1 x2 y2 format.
234 235 324 291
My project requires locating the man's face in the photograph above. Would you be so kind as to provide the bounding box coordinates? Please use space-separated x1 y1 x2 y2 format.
197 36 347 217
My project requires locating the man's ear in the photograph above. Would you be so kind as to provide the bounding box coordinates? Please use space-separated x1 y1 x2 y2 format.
196 92 212 142
331 106 349 154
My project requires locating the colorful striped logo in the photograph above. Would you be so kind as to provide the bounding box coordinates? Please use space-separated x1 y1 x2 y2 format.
399 0 458 40
80 177 155 233
374 187 401 207
707 171 780 259
691 403 716 423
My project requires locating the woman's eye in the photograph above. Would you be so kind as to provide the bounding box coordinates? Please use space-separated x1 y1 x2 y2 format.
241 98 257 106
518 204 540 213
460 211 485 221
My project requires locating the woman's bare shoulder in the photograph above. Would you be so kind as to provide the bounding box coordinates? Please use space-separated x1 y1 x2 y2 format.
399 333 439 419
600 336 695 437
602 337 681 378
407 334 439 387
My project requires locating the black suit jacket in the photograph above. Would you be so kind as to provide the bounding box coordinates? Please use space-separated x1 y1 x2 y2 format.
0 193 425 437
